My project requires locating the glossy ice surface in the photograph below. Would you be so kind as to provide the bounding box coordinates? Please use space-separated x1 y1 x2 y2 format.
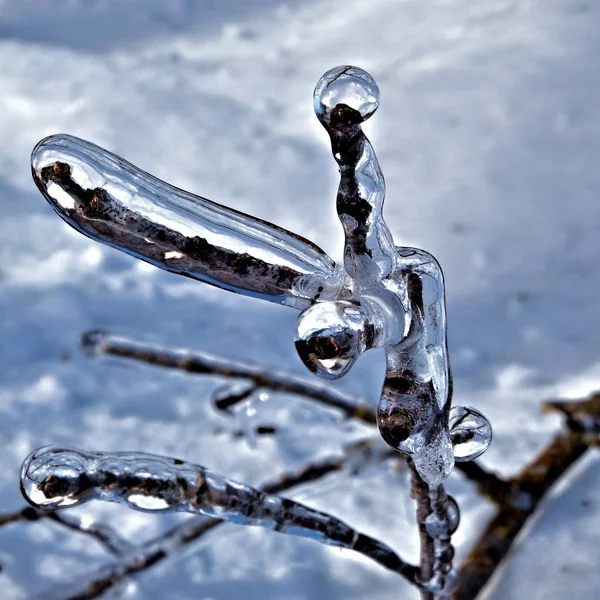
31 135 341 309
20 446 416 581
448 405 492 462
30 66 490 487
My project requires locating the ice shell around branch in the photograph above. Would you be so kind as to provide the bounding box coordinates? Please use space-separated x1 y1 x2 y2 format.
449 405 492 462
28 66 492 488
30 134 342 310
20 446 420 584
294 300 368 379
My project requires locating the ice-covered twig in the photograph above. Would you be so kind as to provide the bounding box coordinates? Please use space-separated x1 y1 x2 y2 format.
31 136 343 310
82 330 376 423
408 461 458 600
31 450 402 600
31 66 491 486
0 505 132 556
30 454 348 599
21 447 420 587
28 65 495 596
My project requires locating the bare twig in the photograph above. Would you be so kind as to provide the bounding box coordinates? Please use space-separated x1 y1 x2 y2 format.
0 506 132 556
453 392 600 600
453 461 512 506
82 331 376 424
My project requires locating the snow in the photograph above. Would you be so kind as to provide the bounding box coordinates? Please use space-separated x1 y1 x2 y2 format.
1 0 599 598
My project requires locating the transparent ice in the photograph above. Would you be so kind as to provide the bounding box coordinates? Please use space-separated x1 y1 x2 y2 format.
20 446 417 582
31 65 491 487
27 64 493 596
448 405 492 462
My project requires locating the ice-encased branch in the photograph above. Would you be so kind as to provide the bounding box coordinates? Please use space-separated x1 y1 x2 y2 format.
21 447 420 586
82 330 376 423
27 65 496 598
31 134 345 310
29 70 492 486
26 448 402 600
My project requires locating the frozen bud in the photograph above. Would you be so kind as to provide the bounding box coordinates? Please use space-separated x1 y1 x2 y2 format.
295 300 370 380
449 405 492 461
313 65 380 126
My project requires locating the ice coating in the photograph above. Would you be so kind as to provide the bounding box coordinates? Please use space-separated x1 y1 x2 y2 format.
309 65 455 485
449 405 492 461
295 300 369 379
420 488 460 595
31 134 341 309
29 66 491 486
20 447 418 582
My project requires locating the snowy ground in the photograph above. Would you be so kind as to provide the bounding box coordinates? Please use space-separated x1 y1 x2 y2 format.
1 0 599 598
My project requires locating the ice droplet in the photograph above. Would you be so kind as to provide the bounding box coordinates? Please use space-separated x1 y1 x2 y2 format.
313 65 380 125
295 301 367 379
446 495 460 535
425 494 460 539
449 405 492 461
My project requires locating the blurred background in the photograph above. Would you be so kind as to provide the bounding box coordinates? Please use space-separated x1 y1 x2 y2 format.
1 1 599 598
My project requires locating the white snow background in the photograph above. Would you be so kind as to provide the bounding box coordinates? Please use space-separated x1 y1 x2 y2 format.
1 0 599 598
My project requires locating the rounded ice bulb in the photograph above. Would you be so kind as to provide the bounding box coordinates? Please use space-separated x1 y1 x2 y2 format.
313 65 380 126
449 406 492 461
20 447 91 509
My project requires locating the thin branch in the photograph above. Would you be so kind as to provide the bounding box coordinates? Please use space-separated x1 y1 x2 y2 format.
0 506 132 556
453 392 600 600
453 461 512 506
80 330 600 599
82 331 376 424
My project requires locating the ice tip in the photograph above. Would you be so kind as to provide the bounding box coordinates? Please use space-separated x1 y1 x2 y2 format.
81 329 110 357
313 65 380 127
30 134 76 199
20 446 90 510
31 133 77 168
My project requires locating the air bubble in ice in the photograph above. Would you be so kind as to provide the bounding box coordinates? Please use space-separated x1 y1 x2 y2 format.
449 405 492 462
